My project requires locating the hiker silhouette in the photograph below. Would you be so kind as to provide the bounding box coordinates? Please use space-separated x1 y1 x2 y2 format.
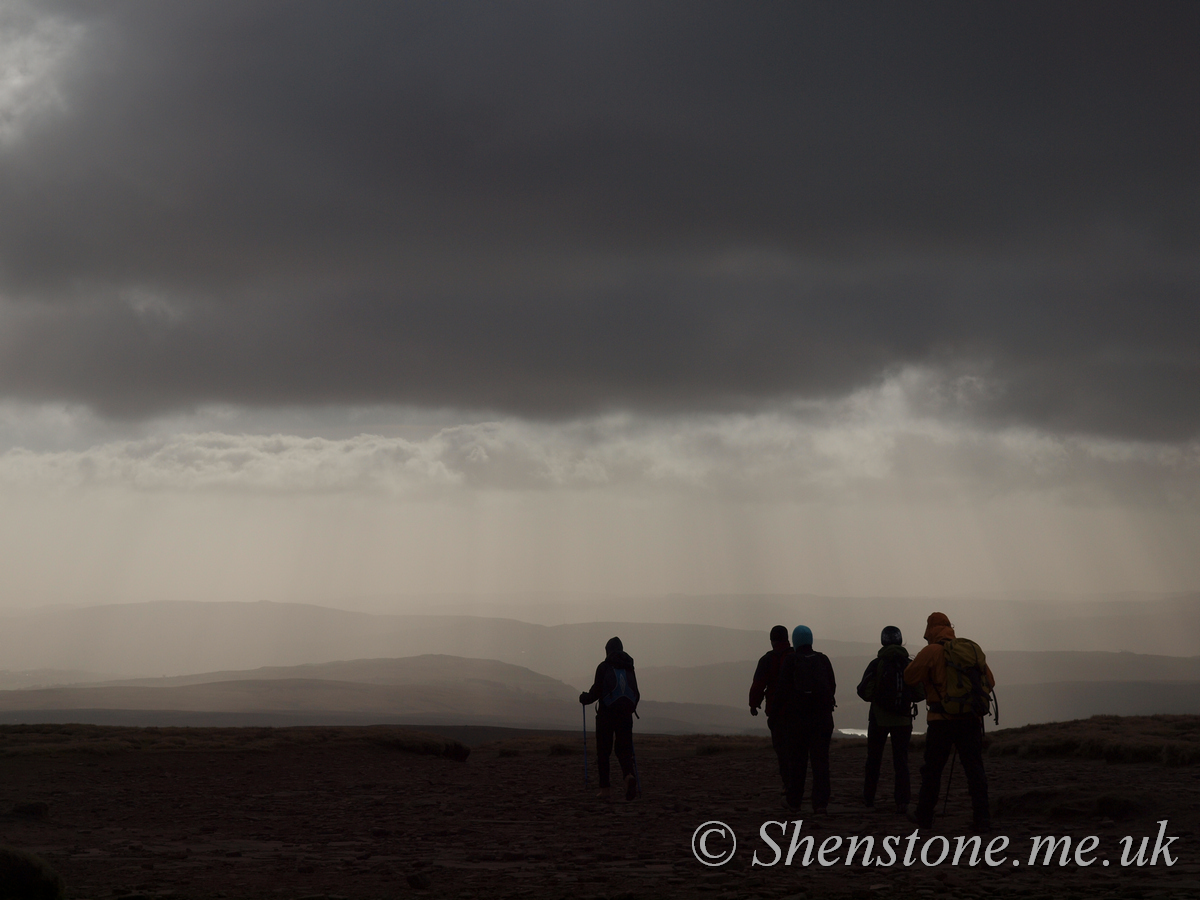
904 612 996 832
748 625 792 790
776 625 836 813
579 636 640 802
856 625 923 814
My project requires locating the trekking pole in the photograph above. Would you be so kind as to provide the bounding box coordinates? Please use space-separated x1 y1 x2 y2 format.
582 703 589 788
942 747 957 816
631 743 642 798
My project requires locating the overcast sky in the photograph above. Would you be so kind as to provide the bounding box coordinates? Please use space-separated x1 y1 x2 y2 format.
0 1 1196 608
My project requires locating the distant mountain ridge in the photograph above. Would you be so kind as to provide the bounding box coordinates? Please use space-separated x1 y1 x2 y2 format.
0 650 1194 733
0 655 755 734
332 591 1200 655
0 600 876 683
100 655 577 694
639 649 1200 709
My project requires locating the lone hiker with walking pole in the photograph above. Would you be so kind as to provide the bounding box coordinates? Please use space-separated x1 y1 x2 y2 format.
579 636 641 802
904 612 996 833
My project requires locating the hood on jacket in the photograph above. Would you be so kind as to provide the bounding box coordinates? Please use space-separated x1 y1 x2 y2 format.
606 649 635 668
792 625 813 648
923 612 955 643
605 636 634 666
877 643 910 660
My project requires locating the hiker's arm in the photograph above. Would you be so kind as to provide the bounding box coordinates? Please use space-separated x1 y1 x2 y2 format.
904 645 936 686
909 678 926 701
749 678 766 711
901 658 926 700
579 663 605 704
749 654 770 711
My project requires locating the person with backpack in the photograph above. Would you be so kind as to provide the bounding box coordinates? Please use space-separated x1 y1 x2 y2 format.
776 625 836 813
856 626 924 814
748 625 793 790
904 612 996 832
579 636 641 802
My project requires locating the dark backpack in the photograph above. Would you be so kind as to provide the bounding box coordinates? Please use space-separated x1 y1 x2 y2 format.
934 638 992 719
873 654 917 718
793 650 835 714
762 649 788 709
601 665 639 712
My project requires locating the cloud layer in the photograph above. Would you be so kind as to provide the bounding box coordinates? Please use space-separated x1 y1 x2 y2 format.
0 2 1195 438
2 370 1195 511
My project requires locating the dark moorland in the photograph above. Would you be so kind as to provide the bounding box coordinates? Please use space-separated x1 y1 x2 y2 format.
0 716 1197 900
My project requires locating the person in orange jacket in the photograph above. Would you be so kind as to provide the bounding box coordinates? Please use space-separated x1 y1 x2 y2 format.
903 612 995 832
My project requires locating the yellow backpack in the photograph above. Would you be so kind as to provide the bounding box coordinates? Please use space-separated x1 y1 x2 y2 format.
936 638 994 720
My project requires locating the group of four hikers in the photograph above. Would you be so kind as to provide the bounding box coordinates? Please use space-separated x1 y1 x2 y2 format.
579 612 996 833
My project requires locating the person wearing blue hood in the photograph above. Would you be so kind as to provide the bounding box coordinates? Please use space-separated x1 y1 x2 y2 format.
579 636 641 801
776 625 836 813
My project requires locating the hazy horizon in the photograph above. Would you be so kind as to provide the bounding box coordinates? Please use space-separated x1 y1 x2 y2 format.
0 599 1196 735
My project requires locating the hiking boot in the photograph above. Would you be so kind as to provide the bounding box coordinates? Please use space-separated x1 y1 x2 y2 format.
863 798 875 809
596 786 612 802
624 774 638 801
812 806 828 815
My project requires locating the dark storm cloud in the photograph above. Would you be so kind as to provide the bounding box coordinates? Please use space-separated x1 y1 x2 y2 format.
0 1 1196 437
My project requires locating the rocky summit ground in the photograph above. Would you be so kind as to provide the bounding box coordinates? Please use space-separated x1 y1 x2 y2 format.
0 718 1197 900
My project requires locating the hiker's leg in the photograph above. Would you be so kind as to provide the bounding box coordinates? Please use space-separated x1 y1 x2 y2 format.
594 712 614 788
612 709 635 779
891 724 913 809
864 720 887 805
784 719 808 809
916 720 953 825
767 715 788 789
810 713 834 810
954 720 990 825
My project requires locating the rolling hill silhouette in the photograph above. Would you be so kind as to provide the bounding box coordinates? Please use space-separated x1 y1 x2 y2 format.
1 601 1195 732
0 655 754 733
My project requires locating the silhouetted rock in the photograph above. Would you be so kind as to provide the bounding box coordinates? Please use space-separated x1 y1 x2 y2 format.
406 871 432 890
0 845 65 900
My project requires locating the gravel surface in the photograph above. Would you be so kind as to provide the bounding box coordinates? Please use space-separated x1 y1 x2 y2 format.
0 725 1197 899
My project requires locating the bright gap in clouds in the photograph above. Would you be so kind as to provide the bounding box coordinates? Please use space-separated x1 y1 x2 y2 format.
0 368 1195 609
0 2 81 146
